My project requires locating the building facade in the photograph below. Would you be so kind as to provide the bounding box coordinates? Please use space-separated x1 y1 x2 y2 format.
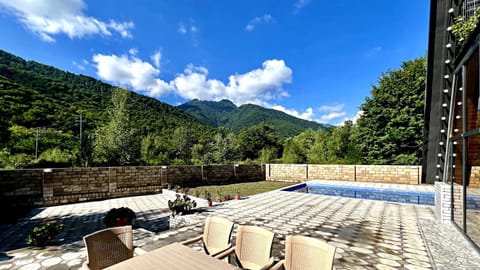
425 0 480 249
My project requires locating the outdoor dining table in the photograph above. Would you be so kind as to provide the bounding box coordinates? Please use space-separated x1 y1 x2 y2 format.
104 242 239 270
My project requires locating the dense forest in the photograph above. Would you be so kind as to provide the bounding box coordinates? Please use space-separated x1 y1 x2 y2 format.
0 50 426 168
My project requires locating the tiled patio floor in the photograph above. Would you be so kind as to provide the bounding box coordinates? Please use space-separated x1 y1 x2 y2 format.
1 183 479 270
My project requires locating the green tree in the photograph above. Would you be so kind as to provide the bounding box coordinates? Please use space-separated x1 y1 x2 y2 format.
93 89 141 165
212 132 237 164
282 129 315 163
236 124 281 160
355 57 426 164
171 126 195 163
141 133 170 165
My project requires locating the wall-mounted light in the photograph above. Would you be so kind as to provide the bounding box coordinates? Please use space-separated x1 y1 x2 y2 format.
446 43 452 48
443 89 449 93
446 26 452 31
457 102 462 105
444 74 450 79
454 128 459 132
439 141 444 145
438 153 442 157
441 116 446 121
456 115 461 119
440 129 445 133
448 8 454 13
43 168 52 173
442 103 448 107
436 164 441 168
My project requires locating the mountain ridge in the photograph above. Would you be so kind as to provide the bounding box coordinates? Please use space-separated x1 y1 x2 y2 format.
178 99 328 138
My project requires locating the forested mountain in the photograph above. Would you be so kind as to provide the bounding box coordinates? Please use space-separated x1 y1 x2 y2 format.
0 49 214 167
179 99 328 138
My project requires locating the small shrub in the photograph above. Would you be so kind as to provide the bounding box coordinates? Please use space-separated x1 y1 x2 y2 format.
26 221 64 246
168 194 197 216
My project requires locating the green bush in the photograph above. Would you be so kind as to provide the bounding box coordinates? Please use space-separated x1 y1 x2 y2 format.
26 221 64 246
168 194 197 217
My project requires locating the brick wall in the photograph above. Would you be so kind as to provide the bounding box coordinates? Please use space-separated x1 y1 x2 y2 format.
0 164 265 209
266 164 421 184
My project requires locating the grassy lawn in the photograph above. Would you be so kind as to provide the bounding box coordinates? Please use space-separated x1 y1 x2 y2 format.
183 181 294 201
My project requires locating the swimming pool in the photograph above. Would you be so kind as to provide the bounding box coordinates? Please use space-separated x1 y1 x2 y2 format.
283 182 436 205
284 182 480 209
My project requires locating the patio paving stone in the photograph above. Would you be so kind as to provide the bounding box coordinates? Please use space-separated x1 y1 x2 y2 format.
0 184 479 269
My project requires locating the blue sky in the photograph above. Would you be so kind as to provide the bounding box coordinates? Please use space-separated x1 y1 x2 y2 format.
0 0 429 125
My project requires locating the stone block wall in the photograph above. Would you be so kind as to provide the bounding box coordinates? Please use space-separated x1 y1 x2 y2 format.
266 164 307 182
355 165 421 184
308 165 355 181
0 164 265 209
266 164 421 185
435 182 463 224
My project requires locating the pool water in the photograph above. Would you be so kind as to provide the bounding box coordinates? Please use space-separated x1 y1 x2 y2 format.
283 183 435 205
284 182 480 209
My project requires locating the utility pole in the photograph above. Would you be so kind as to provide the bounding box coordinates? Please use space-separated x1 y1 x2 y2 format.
35 128 39 159
76 114 87 161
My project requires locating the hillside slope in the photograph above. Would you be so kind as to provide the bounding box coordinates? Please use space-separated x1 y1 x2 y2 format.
178 99 328 138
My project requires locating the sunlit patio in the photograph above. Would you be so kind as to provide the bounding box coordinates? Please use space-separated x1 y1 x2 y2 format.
1 183 479 270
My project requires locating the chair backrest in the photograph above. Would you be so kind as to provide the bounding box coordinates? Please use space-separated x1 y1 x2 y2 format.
83 226 134 270
284 235 336 270
234 225 274 270
202 217 234 255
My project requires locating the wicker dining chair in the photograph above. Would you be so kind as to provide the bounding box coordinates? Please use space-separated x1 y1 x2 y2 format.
82 226 134 270
181 216 234 256
216 225 275 270
269 235 336 270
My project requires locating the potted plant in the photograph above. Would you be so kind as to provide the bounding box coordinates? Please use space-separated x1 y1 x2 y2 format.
168 194 197 216
205 191 212 207
26 220 64 247
103 207 136 227
234 189 241 200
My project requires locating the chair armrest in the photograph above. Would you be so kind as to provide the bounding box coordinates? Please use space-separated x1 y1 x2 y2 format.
259 257 275 270
134 247 147 256
268 260 285 270
214 246 235 260
181 235 203 245
209 243 233 257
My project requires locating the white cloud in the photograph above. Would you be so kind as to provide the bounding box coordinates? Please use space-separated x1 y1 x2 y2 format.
319 112 347 123
178 24 187 34
0 0 134 42
319 104 345 112
271 105 314 121
293 0 311 14
92 51 174 97
72 60 85 70
173 59 292 105
92 50 292 106
245 14 273 32
128 48 138 56
364 46 382 58
177 21 200 46
150 51 161 68
317 103 347 123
